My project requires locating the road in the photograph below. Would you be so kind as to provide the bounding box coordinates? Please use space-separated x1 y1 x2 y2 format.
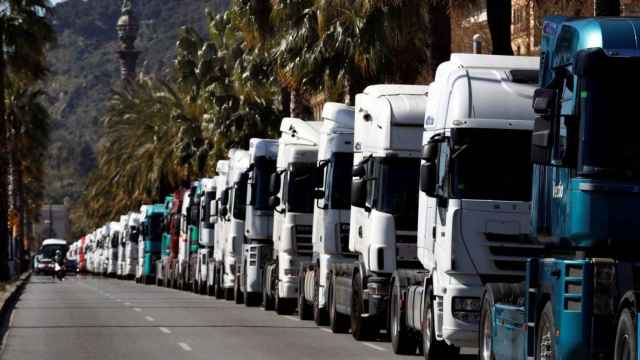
0 275 423 360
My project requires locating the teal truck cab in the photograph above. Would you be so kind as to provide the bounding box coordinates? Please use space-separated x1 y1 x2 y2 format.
138 204 168 284
479 16 640 360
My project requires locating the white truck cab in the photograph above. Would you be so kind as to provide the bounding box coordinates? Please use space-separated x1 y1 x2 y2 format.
389 54 539 358
117 214 129 278
330 85 428 340
264 118 321 314
240 138 279 306
124 212 140 280
194 178 216 294
136 205 151 281
211 160 230 299
299 103 355 324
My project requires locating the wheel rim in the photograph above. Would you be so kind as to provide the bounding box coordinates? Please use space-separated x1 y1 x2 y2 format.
481 308 492 360
423 300 432 355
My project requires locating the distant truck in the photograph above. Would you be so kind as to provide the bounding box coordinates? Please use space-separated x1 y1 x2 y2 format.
137 204 167 284
211 160 230 298
264 118 321 314
155 195 174 286
239 138 278 306
123 212 141 280
328 85 428 340
298 103 355 323
193 179 216 294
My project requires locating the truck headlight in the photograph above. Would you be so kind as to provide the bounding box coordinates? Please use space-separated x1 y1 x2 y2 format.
452 296 481 322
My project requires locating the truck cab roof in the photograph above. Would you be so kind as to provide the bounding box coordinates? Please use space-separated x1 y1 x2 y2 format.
249 138 279 160
426 53 538 131
228 149 251 185
354 85 428 155
277 118 321 168
319 102 355 161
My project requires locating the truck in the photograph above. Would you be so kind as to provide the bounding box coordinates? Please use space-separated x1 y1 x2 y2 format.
298 103 355 323
78 236 87 273
155 195 174 286
264 118 321 314
164 190 184 289
388 55 539 357
193 178 216 295
107 221 122 277
211 160 230 298
177 182 201 291
479 17 640 360
122 212 140 280
221 149 251 303
239 138 278 306
117 214 129 278
137 204 167 284
327 85 428 340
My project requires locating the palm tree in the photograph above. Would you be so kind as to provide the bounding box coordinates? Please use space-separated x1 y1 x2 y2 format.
0 0 55 280
5 78 49 268
486 0 514 55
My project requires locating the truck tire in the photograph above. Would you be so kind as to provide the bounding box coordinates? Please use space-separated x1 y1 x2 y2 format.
351 273 374 341
479 287 496 360
314 271 328 326
234 278 244 304
224 287 234 301
536 301 555 360
614 308 637 360
245 292 260 307
263 267 275 311
422 285 457 360
329 275 349 333
275 291 294 315
215 268 224 299
391 278 417 354
298 274 313 320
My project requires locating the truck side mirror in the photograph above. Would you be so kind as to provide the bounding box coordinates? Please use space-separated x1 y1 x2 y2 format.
350 178 366 208
269 173 281 195
422 135 442 161
531 116 552 165
220 206 228 218
352 164 366 178
268 195 280 210
313 189 325 199
532 88 556 115
420 162 438 197
221 189 229 206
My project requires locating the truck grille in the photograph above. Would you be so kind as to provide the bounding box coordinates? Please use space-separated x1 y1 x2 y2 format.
485 233 544 272
296 225 313 256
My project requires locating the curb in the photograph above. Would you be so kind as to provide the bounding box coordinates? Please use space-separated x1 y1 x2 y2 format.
0 272 31 350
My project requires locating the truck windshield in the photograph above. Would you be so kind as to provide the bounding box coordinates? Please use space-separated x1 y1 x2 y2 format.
286 163 316 213
579 64 640 179
377 158 420 229
250 157 276 211
450 128 532 202
41 244 68 259
149 214 164 242
232 179 247 220
326 153 354 209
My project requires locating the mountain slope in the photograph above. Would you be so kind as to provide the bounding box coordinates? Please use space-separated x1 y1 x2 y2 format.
45 0 229 203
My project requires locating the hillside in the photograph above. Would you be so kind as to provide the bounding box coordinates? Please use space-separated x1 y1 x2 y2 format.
45 0 229 204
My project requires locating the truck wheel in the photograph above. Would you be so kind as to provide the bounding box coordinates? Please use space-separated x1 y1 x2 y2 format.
351 273 374 341
615 308 637 360
275 291 293 315
536 301 555 360
215 268 224 299
422 285 456 360
391 278 417 354
225 287 234 301
329 275 349 333
314 272 328 326
245 292 260 307
263 270 275 311
298 275 313 320
234 278 244 304
479 287 496 360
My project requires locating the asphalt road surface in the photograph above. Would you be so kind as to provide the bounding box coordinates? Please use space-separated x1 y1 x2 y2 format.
0 274 464 360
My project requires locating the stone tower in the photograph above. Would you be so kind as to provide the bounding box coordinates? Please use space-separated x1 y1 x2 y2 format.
116 0 140 81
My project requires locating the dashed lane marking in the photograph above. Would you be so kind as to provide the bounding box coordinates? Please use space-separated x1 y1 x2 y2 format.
178 342 192 352
283 316 299 322
133 307 142 312
124 302 132 306
159 327 171 334
319 328 332 333
145 316 155 322
362 343 386 352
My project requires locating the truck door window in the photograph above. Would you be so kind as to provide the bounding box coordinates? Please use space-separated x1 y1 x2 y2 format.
366 159 377 209
326 153 354 209
232 180 247 220
436 142 450 197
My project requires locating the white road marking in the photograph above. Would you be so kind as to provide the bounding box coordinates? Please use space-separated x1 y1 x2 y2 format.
283 315 299 322
319 328 332 333
159 327 171 334
133 307 142 312
362 342 386 352
178 342 192 352
124 302 132 306
145 316 155 322
116 299 122 302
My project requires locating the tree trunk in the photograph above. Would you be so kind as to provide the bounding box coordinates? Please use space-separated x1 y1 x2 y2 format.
289 87 306 118
12 147 24 274
426 0 451 81
281 87 291 117
594 0 621 16
486 0 514 56
0 22 11 281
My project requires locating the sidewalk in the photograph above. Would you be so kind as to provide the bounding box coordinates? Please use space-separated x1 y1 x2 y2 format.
0 272 30 313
